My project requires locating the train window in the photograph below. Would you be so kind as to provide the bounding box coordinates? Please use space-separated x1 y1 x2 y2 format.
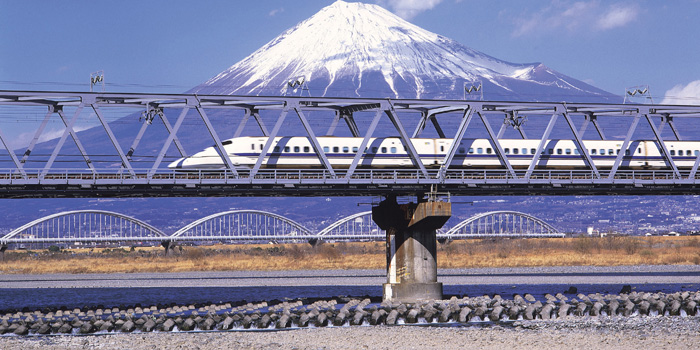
599 149 605 155
556 149 563 155
459 147 466 154
504 148 510 154
469 148 474 154
670 150 676 156
696 150 699 156
333 146 339 153
274 146 280 152
608 149 614 155
521 148 527 155
548 149 554 155
251 144 255 150
616 150 620 154
440 145 445 152
477 148 484 154
637 148 642 154
513 148 519 155
222 140 233 146
687 150 692 156
591 149 597 155
381 147 387 153
565 149 572 155
625 150 630 156
304 146 310 152
574 149 580 155
352 147 359 152
530 148 536 154
372 147 378 153
390 147 397 153
294 146 300 152
284 146 290 153
343 146 349 153
260 144 264 150
323 146 330 152
486 148 492 154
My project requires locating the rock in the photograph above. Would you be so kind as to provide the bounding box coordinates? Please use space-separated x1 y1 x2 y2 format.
439 307 452 323
57 323 73 334
120 320 136 333
489 306 504 322
565 286 578 294
385 310 399 325
277 314 291 329
558 303 570 318
99 321 114 332
539 303 554 320
458 306 472 323
620 285 632 294
590 302 604 316
160 318 175 332
79 322 95 334
13 325 29 335
315 312 328 327
37 323 52 335
180 318 196 331
142 319 156 332
219 316 234 330
351 311 365 325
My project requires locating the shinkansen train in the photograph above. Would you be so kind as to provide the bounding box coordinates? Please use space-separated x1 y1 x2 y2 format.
167 136 700 170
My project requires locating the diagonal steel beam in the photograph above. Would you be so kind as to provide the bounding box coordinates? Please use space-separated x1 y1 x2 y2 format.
689 152 700 180
42 104 93 177
429 115 446 138
326 111 341 136
477 110 515 178
439 107 473 179
195 104 238 176
524 113 558 180
608 113 640 179
385 100 429 178
346 109 383 178
645 112 680 178
252 110 269 136
0 126 26 177
659 115 682 141
234 108 252 138
251 106 290 177
590 114 606 140
151 106 190 174
343 113 360 137
20 107 53 166
159 110 187 157
292 103 335 176
578 113 591 137
57 106 95 172
126 115 151 160
412 111 429 138
91 104 135 176
562 108 599 178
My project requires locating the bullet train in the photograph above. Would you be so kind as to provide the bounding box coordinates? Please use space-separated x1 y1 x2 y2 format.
167 136 700 170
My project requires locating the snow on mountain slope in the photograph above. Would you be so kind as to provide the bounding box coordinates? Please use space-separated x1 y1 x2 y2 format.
190 1 618 102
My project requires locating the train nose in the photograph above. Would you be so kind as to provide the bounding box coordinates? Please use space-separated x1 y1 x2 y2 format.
167 158 185 169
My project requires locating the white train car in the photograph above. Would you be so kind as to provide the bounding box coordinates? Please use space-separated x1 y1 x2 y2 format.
167 136 700 170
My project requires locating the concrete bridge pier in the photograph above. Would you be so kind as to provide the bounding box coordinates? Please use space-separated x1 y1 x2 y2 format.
0 244 6 262
372 195 451 302
161 241 177 256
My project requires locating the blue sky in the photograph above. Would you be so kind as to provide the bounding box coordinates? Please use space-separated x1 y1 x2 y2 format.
1 0 699 103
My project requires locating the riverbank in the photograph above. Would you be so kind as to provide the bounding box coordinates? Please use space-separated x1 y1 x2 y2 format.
1 236 699 274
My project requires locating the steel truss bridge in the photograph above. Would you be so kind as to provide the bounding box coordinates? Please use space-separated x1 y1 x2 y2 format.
1 90 700 197
0 210 563 248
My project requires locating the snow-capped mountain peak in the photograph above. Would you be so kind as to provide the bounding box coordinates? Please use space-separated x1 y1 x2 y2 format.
191 0 617 102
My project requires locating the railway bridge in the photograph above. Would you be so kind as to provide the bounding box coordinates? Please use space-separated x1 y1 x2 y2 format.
1 90 699 300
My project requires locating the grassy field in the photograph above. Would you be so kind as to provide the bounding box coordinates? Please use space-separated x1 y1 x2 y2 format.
0 236 699 274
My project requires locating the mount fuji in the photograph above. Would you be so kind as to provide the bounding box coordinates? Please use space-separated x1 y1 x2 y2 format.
190 0 618 102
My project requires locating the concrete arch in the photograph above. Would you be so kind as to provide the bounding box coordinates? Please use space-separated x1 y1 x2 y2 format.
443 211 563 238
171 210 313 242
317 211 383 240
0 210 167 244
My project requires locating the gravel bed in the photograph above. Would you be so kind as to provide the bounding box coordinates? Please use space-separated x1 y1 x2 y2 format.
1 316 698 350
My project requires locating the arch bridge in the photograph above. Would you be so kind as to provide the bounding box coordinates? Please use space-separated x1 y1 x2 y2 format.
1 209 562 256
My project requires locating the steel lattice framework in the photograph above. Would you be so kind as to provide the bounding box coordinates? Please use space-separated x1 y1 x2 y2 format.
2 90 700 197
170 210 313 242
0 210 167 245
443 211 564 238
317 211 384 240
0 210 563 247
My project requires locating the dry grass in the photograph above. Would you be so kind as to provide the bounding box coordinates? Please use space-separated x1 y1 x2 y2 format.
0 237 698 274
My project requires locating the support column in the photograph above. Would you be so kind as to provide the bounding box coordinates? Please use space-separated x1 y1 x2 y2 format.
372 196 451 302
0 244 7 262
161 241 176 256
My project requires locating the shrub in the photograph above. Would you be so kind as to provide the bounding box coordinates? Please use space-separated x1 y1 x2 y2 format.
47 245 61 253
318 244 341 263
